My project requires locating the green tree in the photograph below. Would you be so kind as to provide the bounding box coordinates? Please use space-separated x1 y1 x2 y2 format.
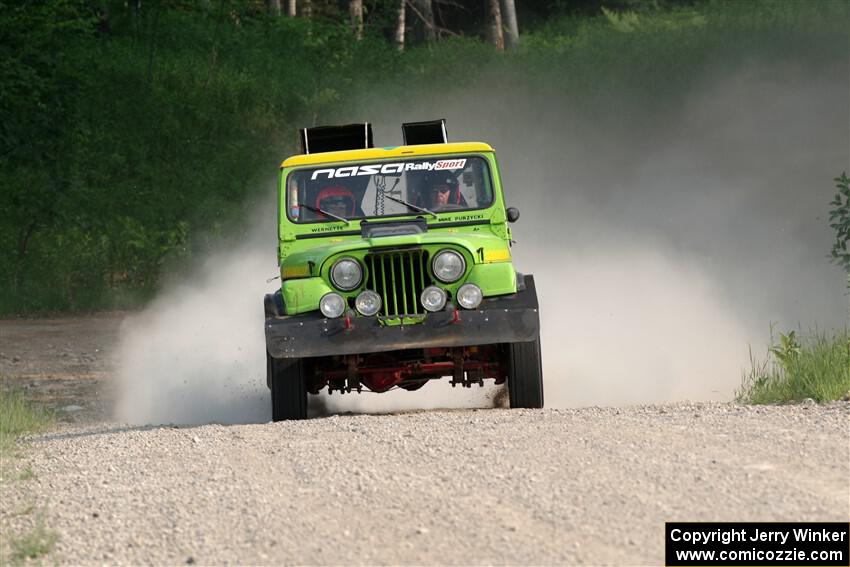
829 172 850 277
0 0 96 291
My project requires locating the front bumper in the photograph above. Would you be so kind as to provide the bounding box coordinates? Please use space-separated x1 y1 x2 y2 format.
265 275 540 359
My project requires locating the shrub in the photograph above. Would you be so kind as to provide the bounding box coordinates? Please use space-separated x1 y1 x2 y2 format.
737 328 850 404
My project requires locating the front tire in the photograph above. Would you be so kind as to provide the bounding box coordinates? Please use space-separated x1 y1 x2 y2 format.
268 352 308 421
506 338 544 409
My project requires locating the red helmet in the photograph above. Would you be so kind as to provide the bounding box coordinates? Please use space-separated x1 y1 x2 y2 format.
315 186 355 216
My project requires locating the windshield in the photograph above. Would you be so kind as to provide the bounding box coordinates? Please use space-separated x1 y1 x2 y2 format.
286 155 493 223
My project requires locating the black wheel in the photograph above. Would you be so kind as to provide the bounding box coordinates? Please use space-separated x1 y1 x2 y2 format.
263 290 285 317
268 351 308 421
506 338 544 409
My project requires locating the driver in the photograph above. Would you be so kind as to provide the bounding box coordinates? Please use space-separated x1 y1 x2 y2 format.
315 186 355 219
422 173 463 211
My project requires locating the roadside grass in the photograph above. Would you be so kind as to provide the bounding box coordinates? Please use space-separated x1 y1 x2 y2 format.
15 465 35 482
8 516 58 565
737 328 850 404
0 384 58 565
0 386 54 455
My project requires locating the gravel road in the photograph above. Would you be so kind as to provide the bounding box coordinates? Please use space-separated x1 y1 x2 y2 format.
1 316 848 565
2 403 847 565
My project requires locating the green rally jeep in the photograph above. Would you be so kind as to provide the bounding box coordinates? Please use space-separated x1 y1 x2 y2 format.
264 120 543 420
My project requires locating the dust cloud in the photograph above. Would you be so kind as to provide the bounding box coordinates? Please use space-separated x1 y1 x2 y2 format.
114 204 278 425
363 60 849 407
116 54 848 424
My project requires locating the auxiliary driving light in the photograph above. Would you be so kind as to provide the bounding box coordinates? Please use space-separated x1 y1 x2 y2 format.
319 292 346 318
432 250 466 283
420 286 447 312
355 290 382 316
330 258 363 291
456 283 483 309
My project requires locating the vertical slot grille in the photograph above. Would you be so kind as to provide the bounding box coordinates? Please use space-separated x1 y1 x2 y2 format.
366 249 429 317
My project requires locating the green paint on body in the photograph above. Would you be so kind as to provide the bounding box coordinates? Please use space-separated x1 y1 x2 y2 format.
379 315 427 326
276 149 519 319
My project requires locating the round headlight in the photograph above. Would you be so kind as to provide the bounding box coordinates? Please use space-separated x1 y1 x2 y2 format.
330 258 362 291
355 290 382 316
456 283 483 309
420 286 447 312
319 293 346 318
432 250 466 283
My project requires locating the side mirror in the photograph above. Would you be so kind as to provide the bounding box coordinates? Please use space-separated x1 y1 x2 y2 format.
506 207 520 223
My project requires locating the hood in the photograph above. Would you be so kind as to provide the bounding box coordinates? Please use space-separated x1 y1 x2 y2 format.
281 229 507 275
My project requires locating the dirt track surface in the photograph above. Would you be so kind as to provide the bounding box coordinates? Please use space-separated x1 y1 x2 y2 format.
0 313 121 422
1 315 849 565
